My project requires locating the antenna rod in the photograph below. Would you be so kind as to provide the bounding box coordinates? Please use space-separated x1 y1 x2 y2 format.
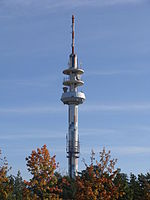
72 15 75 54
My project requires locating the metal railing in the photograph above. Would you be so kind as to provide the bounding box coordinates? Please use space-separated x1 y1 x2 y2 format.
66 140 80 154
63 77 83 83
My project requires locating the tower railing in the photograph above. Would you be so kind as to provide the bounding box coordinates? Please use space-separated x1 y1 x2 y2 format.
66 140 80 155
63 77 83 82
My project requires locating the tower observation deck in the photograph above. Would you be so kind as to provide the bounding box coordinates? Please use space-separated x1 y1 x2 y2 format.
61 15 86 178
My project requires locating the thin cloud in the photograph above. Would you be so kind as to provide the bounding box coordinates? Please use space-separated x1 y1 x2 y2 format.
0 106 64 115
0 75 59 88
0 0 146 15
1 102 150 115
0 0 146 20
81 103 150 112
48 0 144 8
80 128 117 136
86 68 150 76
1 146 65 155
3 0 145 7
112 146 150 155
138 126 150 132
0 132 64 140
81 146 150 155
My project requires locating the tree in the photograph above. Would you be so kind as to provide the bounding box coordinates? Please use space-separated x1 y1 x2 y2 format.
136 173 150 200
0 149 13 199
75 148 124 200
8 171 25 200
24 145 61 200
57 174 76 200
114 170 133 200
129 173 141 200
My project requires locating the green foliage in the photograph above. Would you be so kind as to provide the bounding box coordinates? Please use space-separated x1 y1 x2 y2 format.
136 173 150 200
129 173 141 200
7 171 25 200
114 171 133 200
114 172 150 200
58 175 76 200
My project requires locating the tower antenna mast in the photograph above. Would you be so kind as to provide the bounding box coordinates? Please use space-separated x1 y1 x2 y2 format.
72 15 75 54
61 15 86 178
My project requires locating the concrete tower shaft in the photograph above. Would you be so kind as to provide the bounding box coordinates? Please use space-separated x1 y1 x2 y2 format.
61 15 85 178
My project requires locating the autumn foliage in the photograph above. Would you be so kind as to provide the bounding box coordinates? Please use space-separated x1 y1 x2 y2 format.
24 145 61 200
0 150 12 199
75 149 124 200
1 145 150 199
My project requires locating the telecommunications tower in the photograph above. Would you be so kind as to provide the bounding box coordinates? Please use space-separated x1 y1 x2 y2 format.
61 15 86 178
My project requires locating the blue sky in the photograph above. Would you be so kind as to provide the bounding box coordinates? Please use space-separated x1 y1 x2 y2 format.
0 0 150 179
